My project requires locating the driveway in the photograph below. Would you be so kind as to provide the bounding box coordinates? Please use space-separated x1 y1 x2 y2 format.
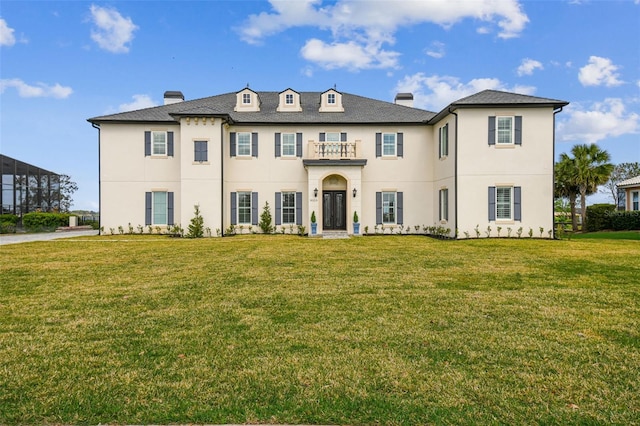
0 229 99 245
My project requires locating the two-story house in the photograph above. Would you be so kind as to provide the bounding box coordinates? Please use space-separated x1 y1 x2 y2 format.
88 88 568 238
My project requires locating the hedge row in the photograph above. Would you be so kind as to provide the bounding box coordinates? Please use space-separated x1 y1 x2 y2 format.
0 214 19 234
586 204 640 231
22 212 72 231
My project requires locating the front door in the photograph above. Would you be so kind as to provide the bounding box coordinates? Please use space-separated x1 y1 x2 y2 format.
323 190 346 230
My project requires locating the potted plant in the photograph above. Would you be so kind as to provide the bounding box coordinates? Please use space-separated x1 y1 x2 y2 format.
353 211 360 235
310 211 317 235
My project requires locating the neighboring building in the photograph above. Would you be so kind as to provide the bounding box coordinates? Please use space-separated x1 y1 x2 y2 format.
617 175 640 211
88 88 568 237
0 154 61 216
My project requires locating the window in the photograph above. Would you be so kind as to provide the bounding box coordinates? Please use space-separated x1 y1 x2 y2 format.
439 189 448 221
238 191 252 224
328 93 336 104
153 191 168 225
194 141 208 162
497 116 514 144
285 93 294 104
633 191 639 211
152 131 166 155
439 124 449 157
242 93 251 104
325 132 340 142
382 192 396 224
382 133 396 156
237 132 251 156
282 192 296 224
496 187 512 220
282 133 296 156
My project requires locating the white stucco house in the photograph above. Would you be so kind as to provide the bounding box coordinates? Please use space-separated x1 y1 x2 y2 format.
88 87 568 238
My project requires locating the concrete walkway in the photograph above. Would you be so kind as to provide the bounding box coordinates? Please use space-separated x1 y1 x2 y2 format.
0 229 99 245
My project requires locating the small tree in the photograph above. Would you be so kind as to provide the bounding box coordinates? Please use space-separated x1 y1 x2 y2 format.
259 202 273 234
186 204 204 238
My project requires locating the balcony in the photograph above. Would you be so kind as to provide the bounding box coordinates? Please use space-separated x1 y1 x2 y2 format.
303 140 367 167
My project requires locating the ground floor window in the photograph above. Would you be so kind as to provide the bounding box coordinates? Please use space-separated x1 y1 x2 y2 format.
382 192 396 224
439 188 448 221
496 187 512 220
633 191 639 211
282 191 295 224
153 191 168 224
238 191 252 224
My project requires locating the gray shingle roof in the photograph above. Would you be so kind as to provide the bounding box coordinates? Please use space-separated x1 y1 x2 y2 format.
451 89 569 108
88 91 437 125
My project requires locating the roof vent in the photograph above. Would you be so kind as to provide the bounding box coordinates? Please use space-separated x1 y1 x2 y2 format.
164 91 184 105
394 92 413 108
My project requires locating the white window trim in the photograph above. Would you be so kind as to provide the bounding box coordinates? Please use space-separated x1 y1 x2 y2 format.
152 131 167 156
285 94 294 105
328 93 336 104
153 191 168 225
382 133 397 157
496 186 513 221
281 133 296 157
496 116 514 145
439 125 448 158
325 132 340 142
237 191 252 224
382 191 396 224
281 191 296 224
237 132 252 157
242 93 251 104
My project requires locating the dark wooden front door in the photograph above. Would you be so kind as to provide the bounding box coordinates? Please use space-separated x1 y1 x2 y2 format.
323 191 346 230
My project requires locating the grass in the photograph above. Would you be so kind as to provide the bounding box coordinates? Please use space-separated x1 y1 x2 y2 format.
1 235 639 425
571 230 640 240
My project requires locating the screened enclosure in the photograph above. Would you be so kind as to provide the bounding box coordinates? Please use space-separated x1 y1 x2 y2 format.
1 154 61 216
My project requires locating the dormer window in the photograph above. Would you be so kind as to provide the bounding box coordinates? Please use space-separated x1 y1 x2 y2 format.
235 88 260 112
285 94 294 104
319 89 344 113
277 89 302 112
242 93 251 104
328 93 336 104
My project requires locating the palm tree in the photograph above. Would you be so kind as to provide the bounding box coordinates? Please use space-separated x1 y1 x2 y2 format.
570 144 614 229
555 155 580 231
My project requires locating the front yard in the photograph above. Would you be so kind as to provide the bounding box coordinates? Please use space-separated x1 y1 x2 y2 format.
1 235 638 424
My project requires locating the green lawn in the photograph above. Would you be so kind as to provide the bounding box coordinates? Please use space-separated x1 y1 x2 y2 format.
571 230 640 240
1 235 639 425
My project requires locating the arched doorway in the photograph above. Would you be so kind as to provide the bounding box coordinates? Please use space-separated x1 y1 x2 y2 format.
322 174 347 230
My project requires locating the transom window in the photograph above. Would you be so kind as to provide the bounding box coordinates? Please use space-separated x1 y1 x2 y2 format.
383 133 396 156
328 93 336 104
282 133 296 156
238 192 252 224
152 131 167 156
325 132 340 142
282 191 295 224
153 191 167 225
242 93 251 104
237 132 251 156
285 93 294 104
496 187 512 220
497 116 514 144
382 192 396 224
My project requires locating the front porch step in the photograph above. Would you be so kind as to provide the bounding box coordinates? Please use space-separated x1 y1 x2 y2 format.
322 231 350 239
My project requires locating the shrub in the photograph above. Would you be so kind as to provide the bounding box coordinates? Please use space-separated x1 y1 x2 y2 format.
186 204 204 238
259 202 273 234
0 214 19 234
606 210 640 230
22 212 71 232
586 203 616 232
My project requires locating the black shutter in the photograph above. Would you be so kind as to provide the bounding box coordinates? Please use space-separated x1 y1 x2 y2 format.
488 116 496 146
296 133 303 158
514 186 522 221
488 187 496 221
230 192 237 225
375 133 382 157
251 192 258 225
252 133 258 157
230 133 236 157
296 192 302 225
514 116 522 145
340 132 347 142
275 192 282 226
319 132 325 142
145 192 152 225
376 192 382 224
275 133 281 158
144 131 151 156
167 132 174 157
397 133 403 157
167 192 174 225
397 192 403 225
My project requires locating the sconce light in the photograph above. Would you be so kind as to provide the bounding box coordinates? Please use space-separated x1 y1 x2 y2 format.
314 188 318 198
353 188 357 198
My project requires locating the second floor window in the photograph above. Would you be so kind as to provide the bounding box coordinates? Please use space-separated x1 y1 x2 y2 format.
383 133 396 156
237 132 251 156
439 124 449 157
152 131 166 156
194 141 208 162
282 133 296 156
497 116 514 144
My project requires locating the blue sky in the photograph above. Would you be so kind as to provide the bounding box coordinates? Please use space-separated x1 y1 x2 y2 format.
1 0 639 211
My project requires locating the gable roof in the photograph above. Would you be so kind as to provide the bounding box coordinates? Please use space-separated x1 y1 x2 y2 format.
617 175 640 188
88 91 437 125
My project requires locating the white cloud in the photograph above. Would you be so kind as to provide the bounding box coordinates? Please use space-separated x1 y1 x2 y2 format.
393 73 536 111
578 56 623 87
0 18 16 46
0 78 73 98
517 58 543 76
118 94 157 112
557 98 639 143
425 41 445 59
89 4 138 53
239 0 528 70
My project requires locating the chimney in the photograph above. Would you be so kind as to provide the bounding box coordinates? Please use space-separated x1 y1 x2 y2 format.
164 91 184 105
394 92 413 108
